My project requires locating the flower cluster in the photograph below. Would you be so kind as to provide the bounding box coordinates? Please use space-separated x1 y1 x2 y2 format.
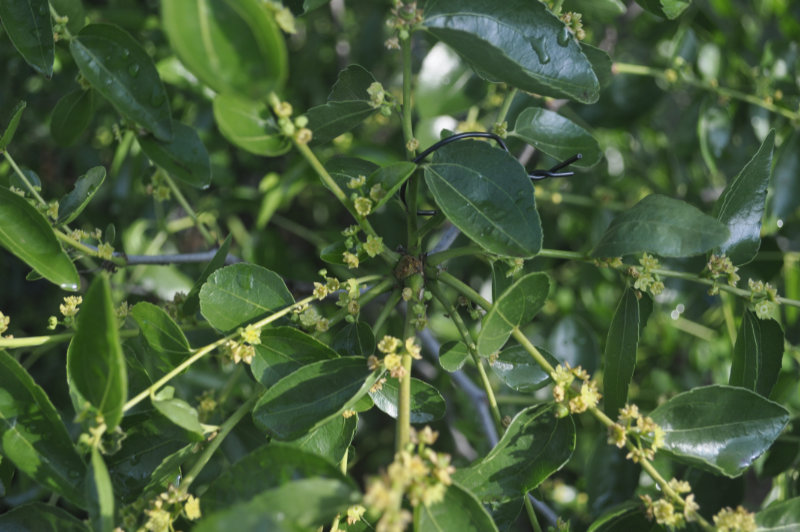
550 363 601 417
59 295 83 326
748 278 779 320
560 12 586 40
628 253 665 296
292 304 330 332
139 485 201 532
384 1 423 50
608 404 665 463
221 338 255 365
713 506 757 532
639 477 699 528
312 270 341 300
703 254 740 294
363 426 454 532
268 94 312 144
369 335 422 380
0 310 9 336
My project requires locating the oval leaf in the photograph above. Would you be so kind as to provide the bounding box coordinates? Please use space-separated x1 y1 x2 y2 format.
729 311 783 398
50 89 94 146
422 0 599 103
251 326 340 387
86 447 114 532
0 100 27 150
306 65 378 145
756 497 800 531
67 274 127 429
369 377 446 423
138 121 211 189
477 272 551 356
252 357 377 440
769 129 800 220
161 0 287 98
0 351 87 508
181 235 231 318
592 194 729 258
0 186 79 290
453 404 575 501
130 301 190 361
199 263 293 331
439 340 470 372
490 345 558 393
650 385 790 477
0 0 53 77
331 320 375 357
511 107 602 168
70 23 173 141
424 139 542 258
58 166 106 224
603 287 641 417
151 387 205 435
289 414 358 465
415 482 499 532
212 93 290 156
714 130 775 265
0 503 88 532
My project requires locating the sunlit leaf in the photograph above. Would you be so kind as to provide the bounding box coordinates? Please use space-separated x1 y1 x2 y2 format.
86 448 114 532
415 482 499 532
212 93 291 156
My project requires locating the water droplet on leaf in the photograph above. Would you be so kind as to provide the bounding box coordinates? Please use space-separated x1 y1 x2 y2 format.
557 27 571 46
529 39 550 65
128 64 140 77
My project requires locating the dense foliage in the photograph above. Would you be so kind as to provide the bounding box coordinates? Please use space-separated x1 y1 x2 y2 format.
1 0 800 531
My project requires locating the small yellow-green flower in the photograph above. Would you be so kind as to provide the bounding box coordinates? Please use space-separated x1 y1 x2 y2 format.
313 281 328 300
0 310 9 334
184 495 201 520
342 251 359 269
713 506 756 532
383 353 402 371
354 196 373 217
370 183 386 202
364 234 384 257
46 201 59 220
60 296 83 317
348 174 367 189
97 242 114 260
240 323 261 345
405 336 422 359
378 335 402 354
346 505 366 525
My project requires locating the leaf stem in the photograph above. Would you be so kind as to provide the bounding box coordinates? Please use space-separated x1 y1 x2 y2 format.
161 171 215 245
430 269 492 311
426 244 484 266
372 287 402 337
523 495 544 532
3 150 47 205
495 88 518 126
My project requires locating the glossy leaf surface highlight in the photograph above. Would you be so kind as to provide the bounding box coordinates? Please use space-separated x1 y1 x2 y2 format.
250 326 340 387
0 0 53 77
650 385 789 477
138 121 211 189
592 194 729 258
369 377 446 423
603 288 641 417
415 482 499 532
511 107 602 168
729 311 783 398
490 345 557 393
425 140 542 258
57 166 106 224
212 93 291 156
306 64 378 145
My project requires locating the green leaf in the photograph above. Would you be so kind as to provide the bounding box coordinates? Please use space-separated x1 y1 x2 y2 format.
477 272 551 356
151 387 205 435
586 436 641 517
424 140 542 258
289 414 358 465
70 23 173 141
588 502 664 532
0 186 79 290
635 0 691 19
511 107 602 168
369 377 447 423
0 0 54 77
549 315 600 374
0 503 88 532
326 156 379 195
199 263 293 331
306 65 378 145
756 497 800 531
0 100 27 150
130 301 190 364
57 166 106 224
422 0 599 103
86 447 114 532
181 235 231 318
138 121 211 189
649 385 790 477
251 326 340 387
0 351 86 508
67 274 127 429
714 130 775 265
50 0 86 34
161 0 287 98
490 345 557 393
332 320 375 357
454 404 575 501
729 311 783 398
50 89 94 146
592 194 729 258
252 357 376 440
201 443 353 513
415 482 499 532
439 340 470 372
212 93 291 156
368 161 417 210
581 42 614 88
769 129 800 220
603 288 641 417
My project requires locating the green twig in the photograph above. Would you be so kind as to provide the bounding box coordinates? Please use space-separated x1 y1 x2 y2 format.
3 150 47 205
524 495 544 532
495 88 518 127
430 269 492 311
161 171 215 245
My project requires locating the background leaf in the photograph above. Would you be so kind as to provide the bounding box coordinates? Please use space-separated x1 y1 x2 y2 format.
50 89 94 146
306 64 378 145
0 100 27 150
57 166 105 224
151 387 205 435
756 497 800 530
212 93 291 156
0 0 53 77
369 377 446 423
289 415 357 465
729 311 783 398
199 263 293 331
649 385 790 477
137 121 211 189
769 129 800 220
250 326 340 387
490 345 558 393
424 140 542 258
592 194 729 258
511 107 602 168
181 235 231 318
548 315 601 374
603 288 641 417
0 351 86 508
0 503 88 532
130 301 191 363
85 448 114 532
439 340 470 372
0 186 79 290
415 482 499 532
635 0 691 19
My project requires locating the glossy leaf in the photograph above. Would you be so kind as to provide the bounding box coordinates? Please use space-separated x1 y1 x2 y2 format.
0 351 86 508
306 64 378 145
0 100 27 150
201 443 353 513
161 0 287 98
199 263 293 331
181 235 231 317
549 315 601 374
369 377 446 423
424 140 542 258
0 503 88 532
477 272 551 356
635 0 690 19
0 0 53 77
592 194 729 258
422 0 599 103
86 447 114 532
150 387 205 435
67 275 127 429
603 288 641 417
367 161 417 210
57 166 105 224
581 42 613 88
453 404 575 501
289 414 358 465
714 130 774 265
586 436 640 517
212 93 291 156
439 340 470 372
0 186 79 290
650 385 790 477
769 129 800 220
138 121 211 189
490 345 558 393
756 497 800 531
511 107 602 168
130 301 190 363
332 320 375 357
251 326 340 387
252 357 377 440
729 311 783 398
415 482 499 532
50 89 94 146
